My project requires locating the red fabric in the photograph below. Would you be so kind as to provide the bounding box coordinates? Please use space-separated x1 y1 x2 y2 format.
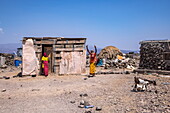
43 61 48 76
90 53 96 63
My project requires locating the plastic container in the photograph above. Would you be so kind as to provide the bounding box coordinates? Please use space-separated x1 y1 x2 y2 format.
14 60 20 67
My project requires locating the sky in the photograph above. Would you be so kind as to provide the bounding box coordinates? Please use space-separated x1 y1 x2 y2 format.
0 0 170 50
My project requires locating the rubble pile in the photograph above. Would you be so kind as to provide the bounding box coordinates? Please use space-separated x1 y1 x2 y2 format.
97 46 139 69
0 53 14 66
139 42 167 70
98 46 123 59
105 58 138 69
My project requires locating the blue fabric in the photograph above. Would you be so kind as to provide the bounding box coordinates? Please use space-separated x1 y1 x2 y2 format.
97 59 103 66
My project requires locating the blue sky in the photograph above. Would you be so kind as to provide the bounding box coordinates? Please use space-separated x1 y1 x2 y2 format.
0 0 170 50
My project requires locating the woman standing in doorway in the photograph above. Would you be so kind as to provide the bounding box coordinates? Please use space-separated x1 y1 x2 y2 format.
42 53 48 77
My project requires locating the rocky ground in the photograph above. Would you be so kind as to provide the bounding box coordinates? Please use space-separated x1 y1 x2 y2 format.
0 68 170 113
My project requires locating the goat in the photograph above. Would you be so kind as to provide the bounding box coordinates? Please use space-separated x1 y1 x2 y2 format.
133 76 156 91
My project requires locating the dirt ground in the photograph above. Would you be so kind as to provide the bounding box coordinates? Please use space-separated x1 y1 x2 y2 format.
0 68 170 113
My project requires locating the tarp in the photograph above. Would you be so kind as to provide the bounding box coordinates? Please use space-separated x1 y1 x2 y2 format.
97 59 103 66
22 39 39 75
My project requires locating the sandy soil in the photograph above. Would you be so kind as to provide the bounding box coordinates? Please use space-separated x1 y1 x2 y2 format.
0 69 170 113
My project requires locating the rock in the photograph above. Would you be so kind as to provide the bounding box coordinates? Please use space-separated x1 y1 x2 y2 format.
80 100 85 105
2 89 6 92
155 90 158 94
80 94 83 97
31 89 40 91
80 93 88 97
96 106 102 111
126 109 130 112
70 100 75 104
31 75 36 77
125 71 130 74
78 105 84 108
83 94 88 97
13 75 18 78
3 76 10 79
84 101 90 106
84 78 88 80
85 109 92 113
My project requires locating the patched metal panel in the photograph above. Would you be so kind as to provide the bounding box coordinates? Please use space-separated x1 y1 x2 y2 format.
59 51 86 75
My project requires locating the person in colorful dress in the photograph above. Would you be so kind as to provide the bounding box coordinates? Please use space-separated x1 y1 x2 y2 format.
42 53 48 77
86 45 97 77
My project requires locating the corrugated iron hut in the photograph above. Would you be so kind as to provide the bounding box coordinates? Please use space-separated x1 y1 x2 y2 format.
139 40 170 70
22 37 86 75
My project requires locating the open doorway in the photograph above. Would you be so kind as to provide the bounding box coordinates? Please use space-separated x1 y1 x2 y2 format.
42 44 53 74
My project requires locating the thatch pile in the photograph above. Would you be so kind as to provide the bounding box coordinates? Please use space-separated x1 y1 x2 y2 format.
98 46 123 59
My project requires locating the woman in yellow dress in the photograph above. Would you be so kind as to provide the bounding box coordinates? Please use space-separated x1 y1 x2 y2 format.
86 45 97 77
42 53 48 77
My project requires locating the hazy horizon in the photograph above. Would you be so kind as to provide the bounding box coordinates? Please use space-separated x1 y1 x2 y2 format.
0 0 170 50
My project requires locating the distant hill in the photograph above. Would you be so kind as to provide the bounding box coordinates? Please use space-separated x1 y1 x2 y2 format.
88 46 139 54
0 43 22 53
120 50 139 54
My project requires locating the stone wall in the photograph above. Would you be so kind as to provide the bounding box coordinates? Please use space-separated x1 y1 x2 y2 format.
139 41 170 70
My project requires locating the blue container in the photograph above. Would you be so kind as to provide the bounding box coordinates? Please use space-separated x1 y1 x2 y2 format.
19 61 22 64
14 60 20 67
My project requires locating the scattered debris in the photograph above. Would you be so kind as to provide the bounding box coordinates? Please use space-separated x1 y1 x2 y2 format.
152 73 159 76
70 100 75 104
96 71 132 75
80 100 85 105
78 105 85 108
3 76 10 79
0 76 10 79
85 105 94 109
162 82 170 85
80 94 88 97
84 78 88 80
96 106 102 111
2 89 6 92
85 109 92 113
159 75 170 78
125 71 130 74
31 89 40 91
83 94 88 97
0 53 16 66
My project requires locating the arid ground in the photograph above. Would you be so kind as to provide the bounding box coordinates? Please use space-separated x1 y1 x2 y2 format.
0 68 170 113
